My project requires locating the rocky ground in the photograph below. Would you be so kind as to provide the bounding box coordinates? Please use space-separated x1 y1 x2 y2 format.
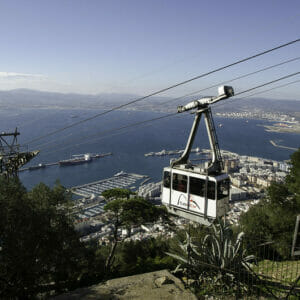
53 269 197 300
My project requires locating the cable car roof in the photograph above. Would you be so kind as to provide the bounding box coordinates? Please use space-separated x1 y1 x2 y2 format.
164 165 229 181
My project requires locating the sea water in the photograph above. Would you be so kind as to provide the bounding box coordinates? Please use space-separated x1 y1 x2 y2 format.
0 108 298 190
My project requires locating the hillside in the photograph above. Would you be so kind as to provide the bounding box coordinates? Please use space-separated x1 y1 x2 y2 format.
0 89 299 118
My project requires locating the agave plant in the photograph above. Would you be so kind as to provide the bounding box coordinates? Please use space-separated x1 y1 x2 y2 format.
167 218 256 292
202 219 255 271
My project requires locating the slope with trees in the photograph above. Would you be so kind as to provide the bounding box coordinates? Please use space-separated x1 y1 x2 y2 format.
239 148 300 258
102 188 169 273
0 178 91 298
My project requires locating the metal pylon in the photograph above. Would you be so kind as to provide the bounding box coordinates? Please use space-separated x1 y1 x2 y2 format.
0 128 39 179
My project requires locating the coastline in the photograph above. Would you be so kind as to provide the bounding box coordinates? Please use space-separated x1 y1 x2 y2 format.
263 124 300 134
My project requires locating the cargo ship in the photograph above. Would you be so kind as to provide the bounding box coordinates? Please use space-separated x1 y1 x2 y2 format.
59 152 112 166
59 154 92 166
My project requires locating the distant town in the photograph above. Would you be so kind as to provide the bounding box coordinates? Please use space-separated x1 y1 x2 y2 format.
215 111 300 133
216 111 297 122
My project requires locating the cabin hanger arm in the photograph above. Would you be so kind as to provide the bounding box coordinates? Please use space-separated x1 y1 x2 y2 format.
171 86 234 173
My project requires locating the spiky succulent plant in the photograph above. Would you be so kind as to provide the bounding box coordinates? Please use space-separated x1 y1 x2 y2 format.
167 218 255 291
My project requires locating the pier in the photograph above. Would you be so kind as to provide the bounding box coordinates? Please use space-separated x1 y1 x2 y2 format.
19 152 112 172
19 162 58 172
71 172 147 198
270 140 297 151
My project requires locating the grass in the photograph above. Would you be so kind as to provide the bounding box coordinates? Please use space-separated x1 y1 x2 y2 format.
253 259 300 284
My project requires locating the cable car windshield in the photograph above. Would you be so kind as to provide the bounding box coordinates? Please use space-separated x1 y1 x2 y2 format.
163 171 170 188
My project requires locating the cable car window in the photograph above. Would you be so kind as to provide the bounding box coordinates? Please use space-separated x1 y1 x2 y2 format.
207 181 216 200
217 179 230 200
172 173 187 193
163 171 170 188
189 177 205 197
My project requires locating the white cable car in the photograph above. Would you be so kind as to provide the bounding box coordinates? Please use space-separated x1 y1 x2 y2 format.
161 86 234 225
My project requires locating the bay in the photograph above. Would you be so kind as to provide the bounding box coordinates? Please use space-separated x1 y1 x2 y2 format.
0 108 298 190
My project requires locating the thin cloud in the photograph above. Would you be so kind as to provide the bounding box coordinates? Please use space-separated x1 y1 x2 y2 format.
0 72 45 79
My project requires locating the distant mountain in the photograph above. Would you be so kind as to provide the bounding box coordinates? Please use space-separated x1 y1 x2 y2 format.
0 89 170 110
0 89 299 118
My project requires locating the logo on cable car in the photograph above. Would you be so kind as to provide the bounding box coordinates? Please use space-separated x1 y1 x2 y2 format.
176 194 200 210
177 194 188 207
189 196 200 210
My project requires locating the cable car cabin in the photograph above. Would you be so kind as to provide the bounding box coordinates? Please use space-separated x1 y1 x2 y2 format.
161 86 234 225
161 166 230 225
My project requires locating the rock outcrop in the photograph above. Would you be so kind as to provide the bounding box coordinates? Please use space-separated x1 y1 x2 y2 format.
54 269 197 299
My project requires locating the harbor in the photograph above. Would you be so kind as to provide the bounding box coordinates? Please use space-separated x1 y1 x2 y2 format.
71 171 148 198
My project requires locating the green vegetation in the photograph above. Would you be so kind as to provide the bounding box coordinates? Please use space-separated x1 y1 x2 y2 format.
167 219 256 296
253 259 300 284
102 188 169 273
1 149 299 298
0 182 172 298
239 148 300 258
165 147 300 297
101 188 133 201
95 237 176 279
0 178 91 298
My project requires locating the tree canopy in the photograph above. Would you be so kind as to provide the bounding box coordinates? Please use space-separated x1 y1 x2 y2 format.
102 188 133 201
239 148 300 258
0 178 87 298
102 188 168 273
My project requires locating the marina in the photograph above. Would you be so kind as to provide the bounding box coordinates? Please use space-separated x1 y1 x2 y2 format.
71 171 147 198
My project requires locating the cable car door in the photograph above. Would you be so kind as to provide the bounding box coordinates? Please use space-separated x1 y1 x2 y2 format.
171 172 188 210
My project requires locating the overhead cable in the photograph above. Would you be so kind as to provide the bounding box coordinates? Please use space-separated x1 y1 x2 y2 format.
215 79 300 108
234 72 299 96
160 56 300 105
40 73 300 155
40 113 178 154
25 38 300 145
238 79 300 100
33 56 300 150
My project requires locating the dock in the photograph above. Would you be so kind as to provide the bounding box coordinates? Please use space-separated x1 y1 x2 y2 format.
71 172 147 198
19 162 58 172
270 140 297 151
19 152 112 172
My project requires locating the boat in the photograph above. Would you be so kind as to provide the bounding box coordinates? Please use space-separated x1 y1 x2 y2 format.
114 171 126 176
59 154 92 166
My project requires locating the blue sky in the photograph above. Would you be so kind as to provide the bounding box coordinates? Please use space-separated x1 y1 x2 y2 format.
0 0 299 99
